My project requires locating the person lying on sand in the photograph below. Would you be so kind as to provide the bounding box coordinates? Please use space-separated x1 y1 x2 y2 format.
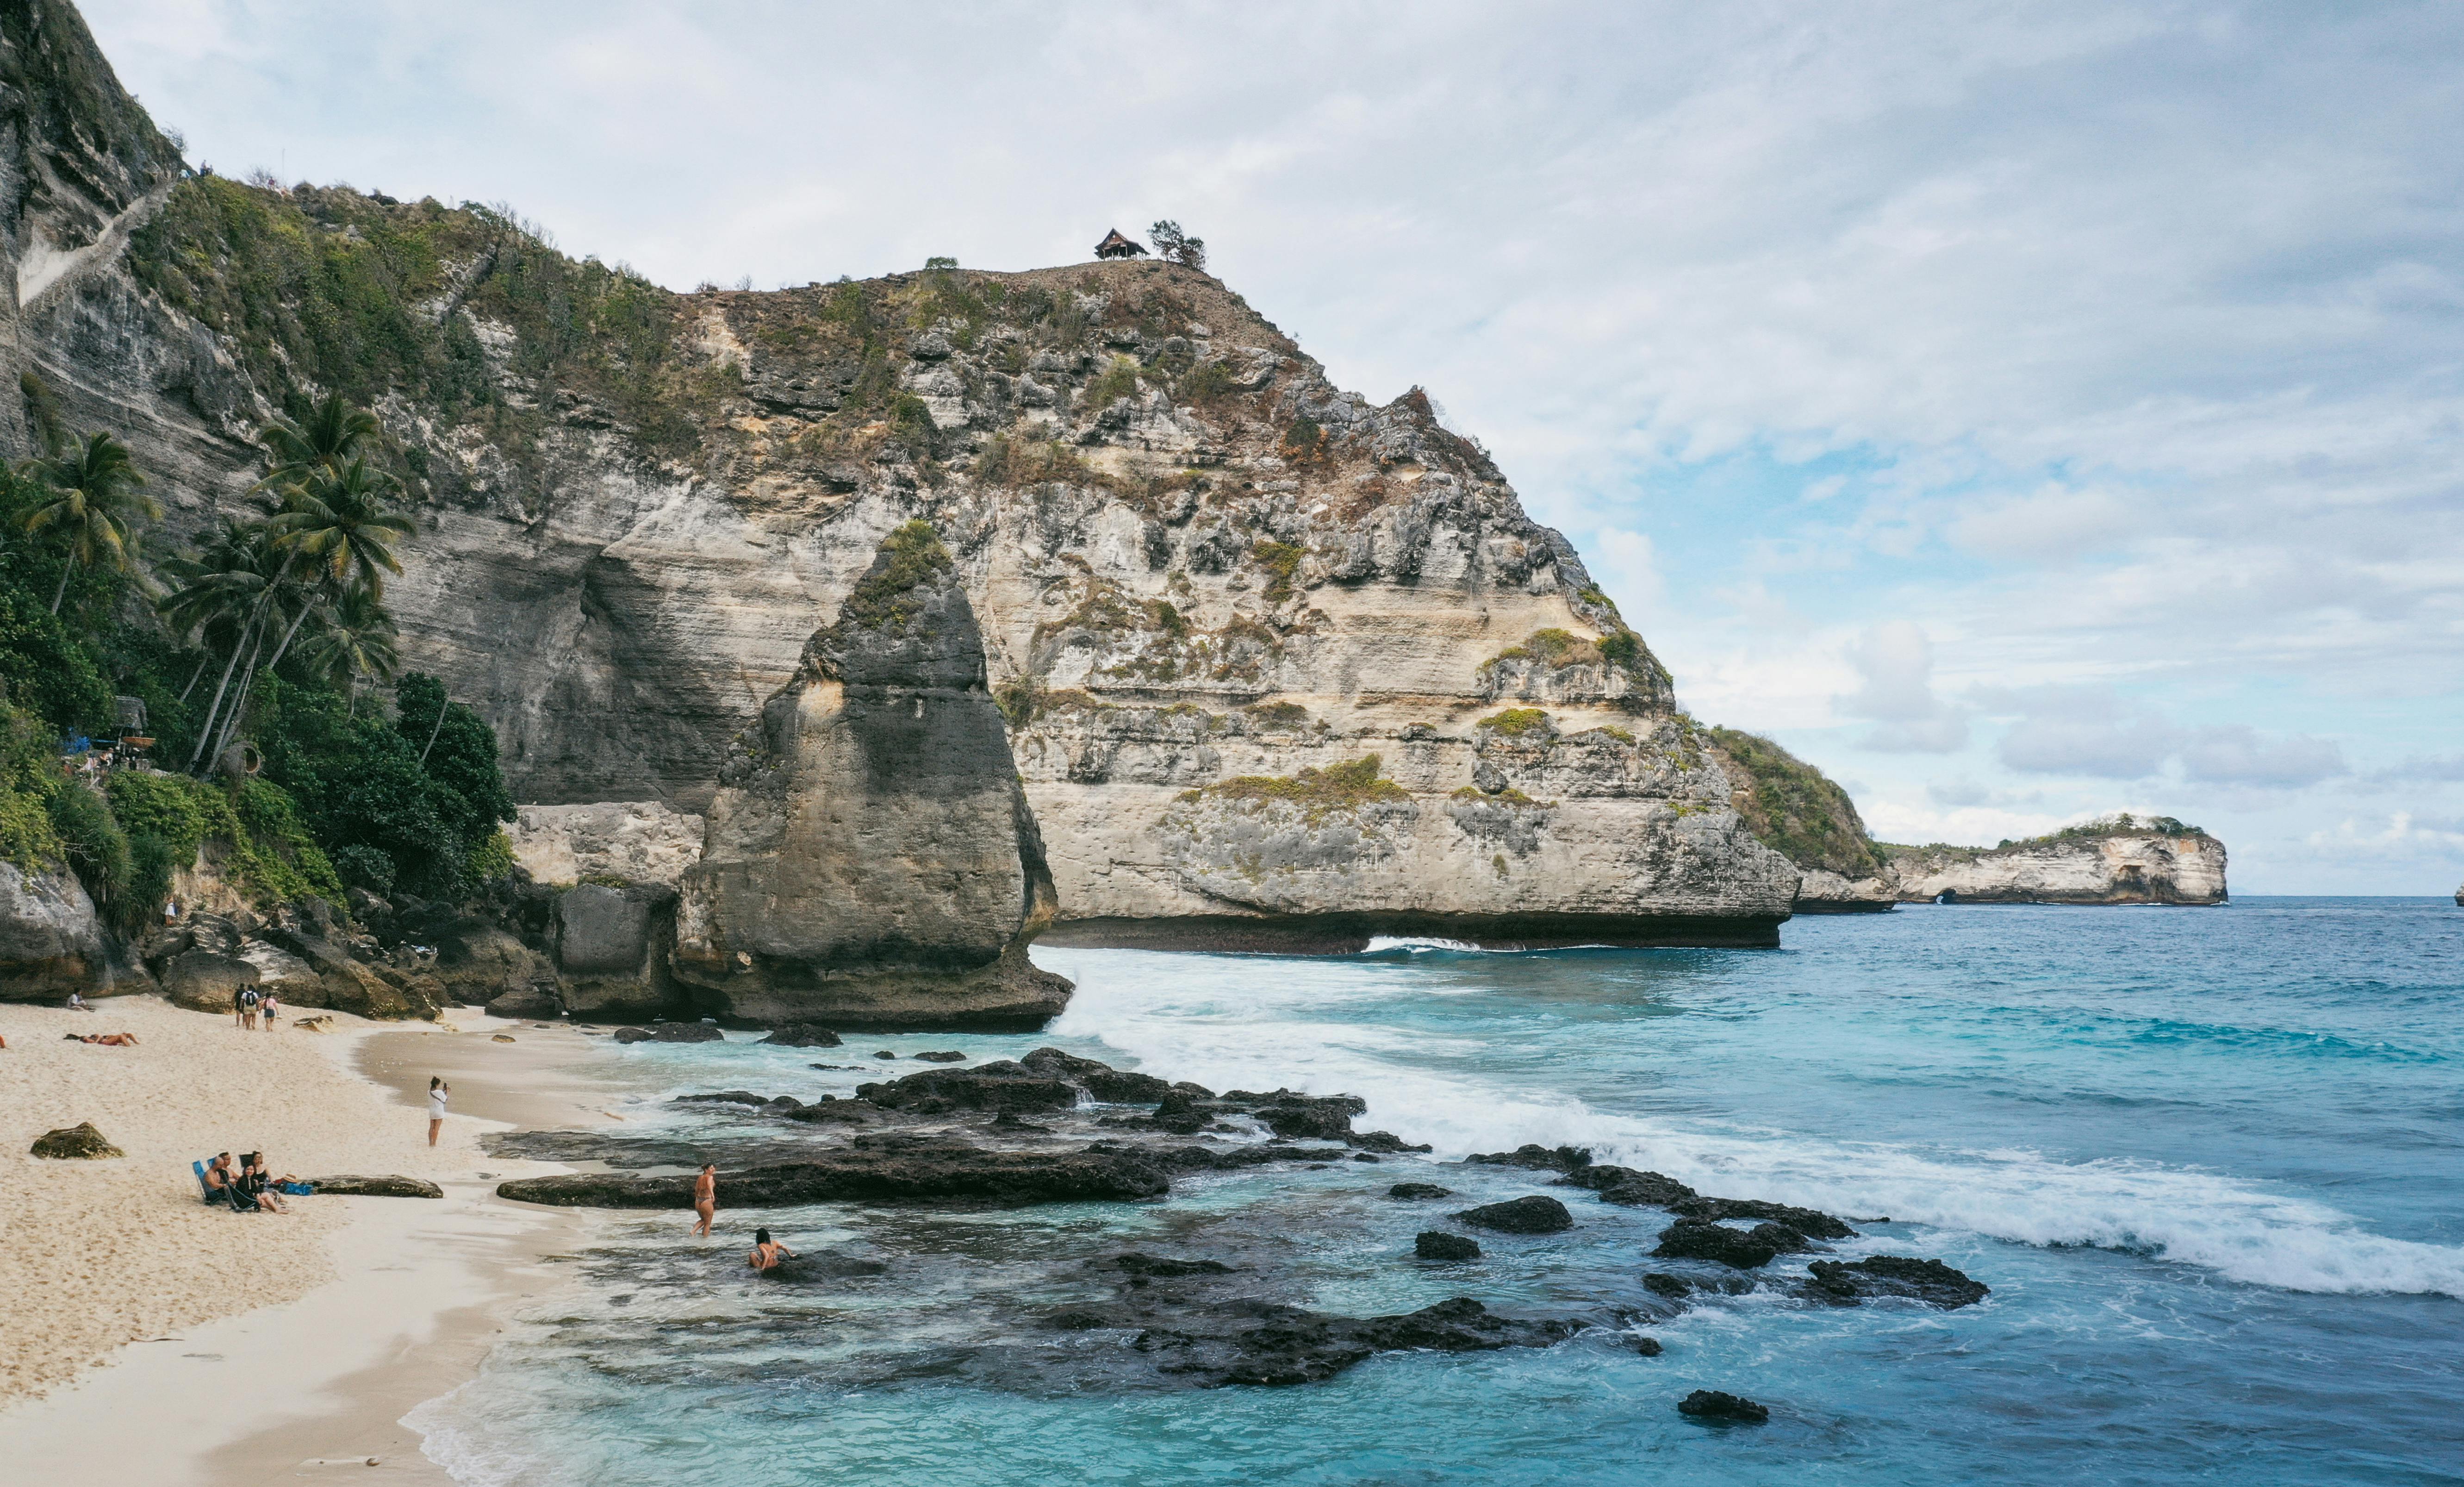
64 1031 139 1046
747 1228 795 1271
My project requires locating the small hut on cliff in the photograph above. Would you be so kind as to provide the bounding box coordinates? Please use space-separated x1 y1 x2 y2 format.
1094 228 1148 260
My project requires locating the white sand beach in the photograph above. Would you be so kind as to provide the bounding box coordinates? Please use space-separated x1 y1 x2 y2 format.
0 996 615 1483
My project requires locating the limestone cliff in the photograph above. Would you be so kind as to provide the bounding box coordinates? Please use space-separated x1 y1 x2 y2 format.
670 523 1070 1027
1879 824 2227 906
2 1 1797 950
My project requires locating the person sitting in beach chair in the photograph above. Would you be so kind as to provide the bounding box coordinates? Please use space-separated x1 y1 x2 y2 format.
239 1152 289 1213
197 1153 244 1209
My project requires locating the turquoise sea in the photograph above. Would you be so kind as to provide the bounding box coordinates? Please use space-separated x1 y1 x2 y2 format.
412 898 2464 1485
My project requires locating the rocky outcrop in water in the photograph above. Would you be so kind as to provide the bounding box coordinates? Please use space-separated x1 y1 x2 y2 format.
670 523 1071 1029
0 0 1798 953
1880 823 2227 905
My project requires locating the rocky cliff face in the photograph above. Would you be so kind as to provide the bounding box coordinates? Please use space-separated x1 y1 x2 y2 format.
2 1 1799 951
671 523 1070 1027
1880 830 2228 906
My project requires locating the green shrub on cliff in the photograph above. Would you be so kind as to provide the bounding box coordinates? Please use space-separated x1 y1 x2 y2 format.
1479 708 1551 738
1184 755 1408 821
1703 726 1884 879
840 520 953 631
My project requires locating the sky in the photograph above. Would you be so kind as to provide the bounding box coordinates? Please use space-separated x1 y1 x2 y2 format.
81 0 2464 893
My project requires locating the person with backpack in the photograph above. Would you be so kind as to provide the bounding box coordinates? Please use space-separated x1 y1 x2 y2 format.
236 986 262 1031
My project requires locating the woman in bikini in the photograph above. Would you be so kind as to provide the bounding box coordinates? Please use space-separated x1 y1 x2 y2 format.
747 1227 794 1272
692 1164 717 1237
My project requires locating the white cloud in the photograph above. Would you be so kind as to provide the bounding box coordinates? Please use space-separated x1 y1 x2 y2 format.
1840 621 1969 752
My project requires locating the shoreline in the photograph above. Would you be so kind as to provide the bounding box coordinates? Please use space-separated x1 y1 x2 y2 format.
0 999 621 1485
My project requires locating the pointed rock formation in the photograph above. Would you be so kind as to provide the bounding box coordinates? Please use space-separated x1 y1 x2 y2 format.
671 522 1070 1029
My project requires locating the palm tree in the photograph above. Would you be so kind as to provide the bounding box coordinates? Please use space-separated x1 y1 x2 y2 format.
268 457 412 598
255 390 385 494
157 517 295 771
18 431 158 613
296 580 399 714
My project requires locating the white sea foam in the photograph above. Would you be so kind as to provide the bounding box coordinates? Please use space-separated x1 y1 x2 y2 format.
1048 950 2464 1300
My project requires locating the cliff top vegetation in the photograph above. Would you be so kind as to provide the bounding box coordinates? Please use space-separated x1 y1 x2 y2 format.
1703 727 1885 880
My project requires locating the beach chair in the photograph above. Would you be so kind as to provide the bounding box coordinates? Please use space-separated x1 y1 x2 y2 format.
192 1160 216 1204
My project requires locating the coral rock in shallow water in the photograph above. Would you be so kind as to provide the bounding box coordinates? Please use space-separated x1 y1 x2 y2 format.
671 524 1071 1031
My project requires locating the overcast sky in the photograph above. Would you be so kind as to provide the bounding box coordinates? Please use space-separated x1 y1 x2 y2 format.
85 0 2464 893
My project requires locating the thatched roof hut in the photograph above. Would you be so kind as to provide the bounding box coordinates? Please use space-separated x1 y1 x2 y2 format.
1094 228 1148 260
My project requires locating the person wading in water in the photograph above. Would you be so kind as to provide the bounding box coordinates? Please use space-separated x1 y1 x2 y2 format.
692 1163 718 1237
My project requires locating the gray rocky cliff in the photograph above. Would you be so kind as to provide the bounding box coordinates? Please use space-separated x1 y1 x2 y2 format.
670 522 1070 1027
1880 829 2228 906
1 0 1798 951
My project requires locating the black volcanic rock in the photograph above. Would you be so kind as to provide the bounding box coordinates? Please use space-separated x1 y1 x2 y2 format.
1678 1389 1768 1424
496 1143 1168 1208
1465 1144 1592 1173
1672 1196 1855 1240
1415 1231 1482 1261
1651 1219 1811 1269
759 1024 844 1047
612 1023 722 1044
1128 1297 1578 1388
858 1060 1079 1112
1388 1182 1453 1200
1454 1195 1574 1233
1801 1255 1989 1309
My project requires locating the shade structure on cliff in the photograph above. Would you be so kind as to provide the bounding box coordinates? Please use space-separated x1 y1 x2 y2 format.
671 521 1070 1029
1094 228 1148 259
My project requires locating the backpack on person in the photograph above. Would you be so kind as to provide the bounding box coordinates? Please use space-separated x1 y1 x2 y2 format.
239 988 261 1012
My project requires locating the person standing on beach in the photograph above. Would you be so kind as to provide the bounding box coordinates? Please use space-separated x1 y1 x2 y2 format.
427 1076 449 1146
260 988 280 1030
692 1164 717 1237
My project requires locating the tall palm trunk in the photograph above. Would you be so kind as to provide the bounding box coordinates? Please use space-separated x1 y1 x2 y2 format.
178 655 210 704
49 553 76 614
187 598 269 773
187 604 262 774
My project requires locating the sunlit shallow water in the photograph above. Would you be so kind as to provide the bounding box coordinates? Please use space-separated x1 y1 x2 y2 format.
412 898 2464 1485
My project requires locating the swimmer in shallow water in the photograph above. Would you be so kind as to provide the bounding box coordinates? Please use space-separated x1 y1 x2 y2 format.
747 1227 794 1271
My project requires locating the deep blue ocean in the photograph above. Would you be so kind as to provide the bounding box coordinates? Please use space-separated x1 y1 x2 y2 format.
413 899 2464 1485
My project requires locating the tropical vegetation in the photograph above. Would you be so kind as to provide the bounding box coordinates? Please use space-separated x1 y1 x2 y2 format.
1 382 512 929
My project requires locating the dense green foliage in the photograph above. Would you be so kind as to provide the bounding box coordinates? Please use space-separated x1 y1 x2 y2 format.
2 388 512 925
1705 727 1885 878
126 178 721 469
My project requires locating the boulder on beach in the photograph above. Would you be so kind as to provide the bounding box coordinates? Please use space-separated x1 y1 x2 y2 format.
1416 1231 1482 1261
159 948 260 1012
1454 1195 1574 1233
1678 1389 1768 1424
30 1122 122 1159
485 985 562 1020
